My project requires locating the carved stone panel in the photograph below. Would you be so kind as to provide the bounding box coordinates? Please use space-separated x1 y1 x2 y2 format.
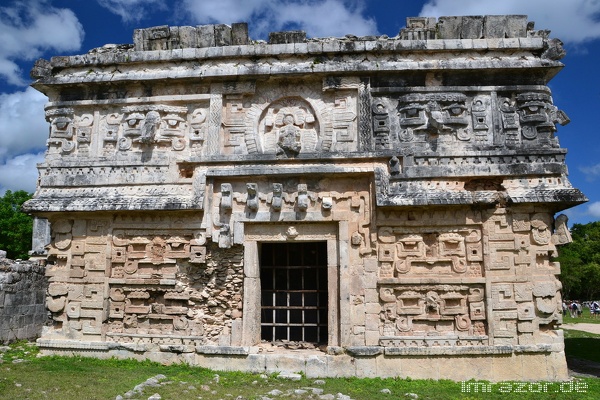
377 226 483 278
378 284 488 346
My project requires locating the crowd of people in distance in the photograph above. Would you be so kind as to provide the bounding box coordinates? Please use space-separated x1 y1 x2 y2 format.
563 300 600 318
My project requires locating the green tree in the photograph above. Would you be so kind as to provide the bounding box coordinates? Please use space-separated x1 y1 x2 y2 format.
557 221 600 300
0 190 33 259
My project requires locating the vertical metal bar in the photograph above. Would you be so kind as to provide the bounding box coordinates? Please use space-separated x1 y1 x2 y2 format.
316 243 320 342
286 264 290 340
271 263 275 341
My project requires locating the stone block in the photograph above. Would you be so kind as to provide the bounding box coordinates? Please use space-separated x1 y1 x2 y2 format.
520 353 548 381
214 24 232 46
231 23 248 45
484 15 527 38
437 16 462 39
546 351 569 380
519 37 544 48
461 16 484 39
362 272 376 290
426 40 444 50
178 26 198 48
265 354 306 375
441 39 465 50
491 354 521 381
444 355 491 381
354 356 377 378
269 31 306 44
398 355 438 379
195 355 254 372
327 354 355 377
269 43 295 55
307 41 323 53
305 355 328 378
197 25 215 48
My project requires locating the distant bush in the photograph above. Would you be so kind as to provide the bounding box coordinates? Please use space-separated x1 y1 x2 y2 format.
0 190 33 259
557 221 600 300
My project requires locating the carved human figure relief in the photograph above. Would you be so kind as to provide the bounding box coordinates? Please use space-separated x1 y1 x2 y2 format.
276 114 302 157
258 97 318 157
270 183 283 211
246 183 259 211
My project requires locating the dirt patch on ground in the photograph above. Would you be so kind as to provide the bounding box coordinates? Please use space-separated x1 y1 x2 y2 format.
562 323 600 334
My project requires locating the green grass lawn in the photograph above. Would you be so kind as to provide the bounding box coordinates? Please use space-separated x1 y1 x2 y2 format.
1 340 600 400
563 308 600 324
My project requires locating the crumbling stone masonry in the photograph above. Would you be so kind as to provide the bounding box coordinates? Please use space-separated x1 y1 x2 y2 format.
0 254 48 343
23 16 587 381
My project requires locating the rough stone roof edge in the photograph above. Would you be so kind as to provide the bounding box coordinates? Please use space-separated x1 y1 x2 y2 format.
30 14 566 80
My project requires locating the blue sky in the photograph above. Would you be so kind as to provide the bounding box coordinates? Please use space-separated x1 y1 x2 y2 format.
0 0 599 226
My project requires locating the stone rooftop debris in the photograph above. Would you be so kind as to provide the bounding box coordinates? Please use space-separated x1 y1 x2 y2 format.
23 15 585 381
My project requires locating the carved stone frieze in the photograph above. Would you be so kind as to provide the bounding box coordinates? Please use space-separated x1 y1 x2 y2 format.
378 284 487 341
377 226 483 278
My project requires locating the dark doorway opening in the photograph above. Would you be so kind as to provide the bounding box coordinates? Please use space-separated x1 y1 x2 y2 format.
260 241 328 344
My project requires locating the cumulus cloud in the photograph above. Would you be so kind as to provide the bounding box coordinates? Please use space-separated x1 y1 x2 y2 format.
580 163 600 181
181 0 378 38
0 87 48 163
0 0 84 86
588 202 600 218
0 152 45 195
96 0 167 23
419 0 600 44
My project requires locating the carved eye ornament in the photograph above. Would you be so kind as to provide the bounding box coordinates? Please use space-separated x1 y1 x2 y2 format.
520 101 546 114
164 114 185 127
398 103 424 117
53 116 72 130
443 103 467 116
125 113 144 127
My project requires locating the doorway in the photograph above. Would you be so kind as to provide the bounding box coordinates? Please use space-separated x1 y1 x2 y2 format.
260 242 328 344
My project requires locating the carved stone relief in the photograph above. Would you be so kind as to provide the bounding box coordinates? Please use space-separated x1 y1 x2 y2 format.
261 97 318 157
378 284 487 345
243 83 334 155
396 92 469 148
120 105 188 151
377 226 483 278
46 108 77 154
96 104 209 156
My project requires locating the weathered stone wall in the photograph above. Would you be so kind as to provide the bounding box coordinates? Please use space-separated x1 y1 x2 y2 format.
23 15 586 380
0 254 48 343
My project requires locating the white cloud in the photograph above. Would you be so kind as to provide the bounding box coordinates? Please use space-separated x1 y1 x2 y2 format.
96 0 167 23
589 202 600 218
181 0 378 38
0 87 48 163
419 0 600 44
580 163 600 181
0 0 84 86
0 152 45 195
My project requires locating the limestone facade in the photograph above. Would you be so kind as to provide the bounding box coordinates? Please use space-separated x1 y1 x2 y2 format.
23 16 586 381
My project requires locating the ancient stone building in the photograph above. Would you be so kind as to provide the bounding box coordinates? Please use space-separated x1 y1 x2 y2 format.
23 16 586 381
